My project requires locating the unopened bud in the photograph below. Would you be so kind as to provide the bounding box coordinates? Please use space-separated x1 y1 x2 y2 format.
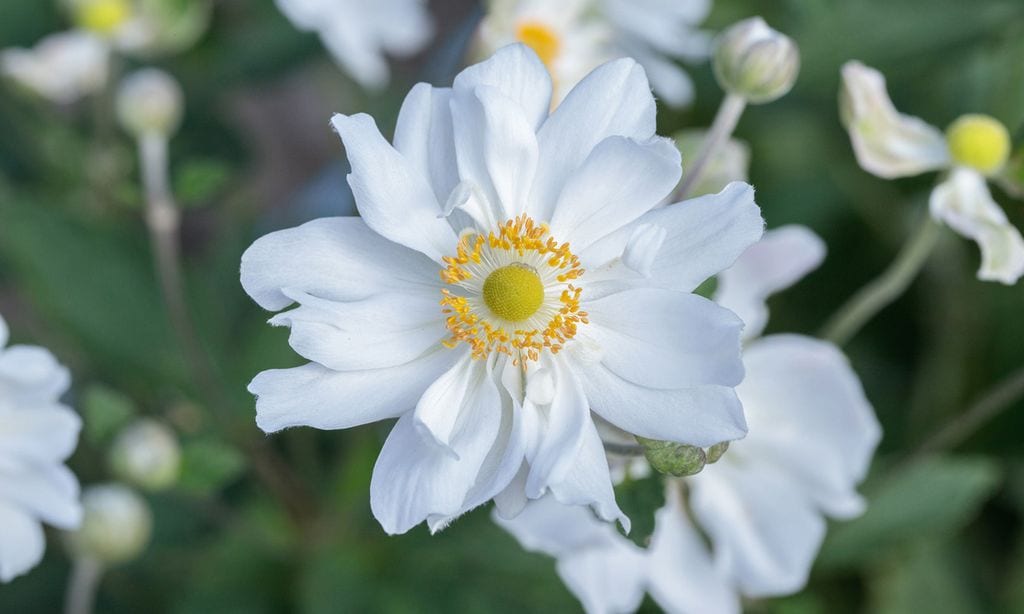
109 419 181 491
636 437 706 477
705 441 730 464
65 484 152 565
713 17 799 104
116 68 183 138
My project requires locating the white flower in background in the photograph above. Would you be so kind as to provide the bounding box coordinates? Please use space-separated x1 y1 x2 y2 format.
275 0 433 89
498 226 882 613
841 61 1024 285
477 0 713 106
0 31 109 104
242 44 764 535
0 314 82 582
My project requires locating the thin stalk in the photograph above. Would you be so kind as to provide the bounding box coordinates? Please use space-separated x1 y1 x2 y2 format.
913 364 1024 456
603 441 646 457
820 214 942 346
64 558 103 614
673 93 747 201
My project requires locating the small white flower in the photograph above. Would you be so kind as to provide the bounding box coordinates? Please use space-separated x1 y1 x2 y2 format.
477 0 713 106
0 313 82 582
497 226 882 612
275 0 434 89
242 45 764 535
841 61 1024 284
0 30 109 104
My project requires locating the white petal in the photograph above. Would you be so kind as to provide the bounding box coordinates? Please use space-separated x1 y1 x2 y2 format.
452 43 552 131
0 502 45 582
647 486 740 614
413 353 488 453
269 289 443 371
548 135 681 250
578 362 746 447
332 113 457 261
0 405 81 466
840 61 950 178
0 345 71 406
0 314 8 347
0 30 108 104
524 356 589 497
528 58 656 222
249 349 457 433
0 464 82 529
393 83 459 205
585 287 744 390
548 419 628 531
690 463 826 597
714 225 826 339
930 168 1024 284
556 543 648 614
450 84 539 223
494 495 618 558
240 217 440 312
582 182 764 292
738 335 881 518
370 369 503 534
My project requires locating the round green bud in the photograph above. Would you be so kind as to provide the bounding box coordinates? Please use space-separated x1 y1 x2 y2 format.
65 484 152 565
713 17 800 104
109 419 181 491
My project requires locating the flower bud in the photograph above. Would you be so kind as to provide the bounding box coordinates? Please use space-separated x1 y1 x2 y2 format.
65 484 152 565
116 68 183 138
713 17 800 104
109 419 181 491
636 437 706 477
705 441 730 464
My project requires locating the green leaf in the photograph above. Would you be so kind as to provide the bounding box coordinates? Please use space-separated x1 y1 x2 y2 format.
868 540 986 614
173 158 232 207
82 384 137 445
615 472 666 548
177 438 246 495
817 457 1002 570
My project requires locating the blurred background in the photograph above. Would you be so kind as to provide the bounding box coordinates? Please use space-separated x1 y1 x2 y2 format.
1 0 1023 611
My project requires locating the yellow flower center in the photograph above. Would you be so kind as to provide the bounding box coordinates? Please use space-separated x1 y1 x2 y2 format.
946 114 1011 176
516 21 561 71
483 264 545 322
75 0 132 35
439 215 586 363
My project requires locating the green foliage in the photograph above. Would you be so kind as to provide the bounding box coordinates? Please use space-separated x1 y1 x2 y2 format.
615 472 666 548
176 437 246 495
82 384 138 446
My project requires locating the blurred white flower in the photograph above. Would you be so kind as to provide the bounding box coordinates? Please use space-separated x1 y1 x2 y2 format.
109 419 181 492
477 0 713 106
275 0 433 89
0 313 82 582
841 61 1024 284
65 483 151 565
241 45 764 535
0 30 109 104
497 226 882 613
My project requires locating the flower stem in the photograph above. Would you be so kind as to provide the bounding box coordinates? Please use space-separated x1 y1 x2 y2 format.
673 93 747 201
602 441 647 457
913 364 1024 456
820 214 942 346
64 558 103 614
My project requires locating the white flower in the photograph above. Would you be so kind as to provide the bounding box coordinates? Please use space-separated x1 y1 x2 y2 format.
497 226 882 613
275 0 433 89
0 314 82 582
841 61 1024 284
0 30 109 104
241 44 764 535
477 0 713 106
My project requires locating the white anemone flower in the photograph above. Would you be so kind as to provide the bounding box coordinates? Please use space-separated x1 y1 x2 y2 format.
0 30 109 104
497 226 882 613
0 314 83 582
274 0 433 90
477 0 713 106
241 44 764 535
841 61 1024 285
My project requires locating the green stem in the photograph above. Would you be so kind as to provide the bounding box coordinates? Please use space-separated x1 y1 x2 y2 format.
820 214 942 346
673 93 747 201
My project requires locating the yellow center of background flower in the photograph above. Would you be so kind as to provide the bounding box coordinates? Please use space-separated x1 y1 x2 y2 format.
483 264 545 322
75 0 132 35
946 114 1011 176
515 21 561 71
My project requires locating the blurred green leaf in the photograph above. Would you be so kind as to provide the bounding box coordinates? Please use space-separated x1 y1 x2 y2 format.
868 541 986 614
173 157 231 207
615 472 666 548
818 457 1002 570
177 438 246 495
82 384 137 445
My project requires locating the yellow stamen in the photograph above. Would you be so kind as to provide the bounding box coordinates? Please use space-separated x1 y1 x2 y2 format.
75 0 132 35
483 264 544 322
516 21 561 71
946 114 1011 176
